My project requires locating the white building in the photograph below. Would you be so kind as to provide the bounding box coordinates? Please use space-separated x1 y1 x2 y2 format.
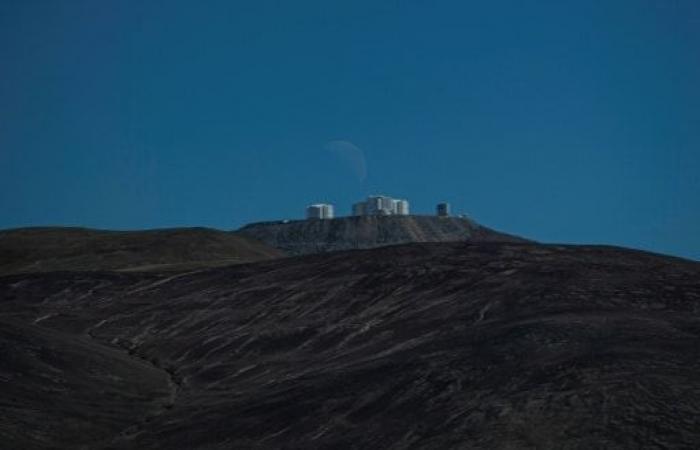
306 203 334 220
353 195 409 216
365 196 388 215
395 199 409 215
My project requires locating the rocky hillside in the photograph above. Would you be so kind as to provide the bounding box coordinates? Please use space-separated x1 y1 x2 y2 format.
237 215 526 255
0 227 285 275
2 241 700 448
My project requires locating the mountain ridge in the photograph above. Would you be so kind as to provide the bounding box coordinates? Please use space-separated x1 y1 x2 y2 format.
0 215 526 275
0 226 285 275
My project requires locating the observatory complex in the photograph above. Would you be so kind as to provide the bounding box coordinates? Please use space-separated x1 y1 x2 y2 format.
306 195 451 220
352 195 409 216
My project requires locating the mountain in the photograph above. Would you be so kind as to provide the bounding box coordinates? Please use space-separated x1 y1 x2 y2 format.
237 215 527 255
0 227 285 276
1 241 699 449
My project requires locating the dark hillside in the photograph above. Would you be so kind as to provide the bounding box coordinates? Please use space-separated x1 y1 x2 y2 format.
0 227 285 275
1 242 700 448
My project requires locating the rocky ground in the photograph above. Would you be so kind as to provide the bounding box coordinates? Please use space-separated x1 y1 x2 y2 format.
237 215 527 255
1 241 700 448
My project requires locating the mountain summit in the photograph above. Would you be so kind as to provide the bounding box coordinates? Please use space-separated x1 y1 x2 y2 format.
237 215 526 255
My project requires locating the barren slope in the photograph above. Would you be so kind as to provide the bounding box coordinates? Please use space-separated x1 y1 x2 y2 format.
0 227 285 275
2 242 700 448
237 215 527 255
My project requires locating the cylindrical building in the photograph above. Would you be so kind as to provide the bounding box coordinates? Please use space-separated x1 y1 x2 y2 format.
436 202 450 217
306 203 334 220
395 199 410 215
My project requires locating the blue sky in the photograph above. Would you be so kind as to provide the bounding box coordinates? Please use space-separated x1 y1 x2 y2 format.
1 0 699 260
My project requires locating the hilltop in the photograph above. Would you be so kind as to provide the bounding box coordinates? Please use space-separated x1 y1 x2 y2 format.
237 214 527 255
0 216 525 275
0 227 285 275
2 241 699 448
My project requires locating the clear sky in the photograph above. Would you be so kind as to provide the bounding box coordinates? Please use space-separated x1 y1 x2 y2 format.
1 0 699 260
